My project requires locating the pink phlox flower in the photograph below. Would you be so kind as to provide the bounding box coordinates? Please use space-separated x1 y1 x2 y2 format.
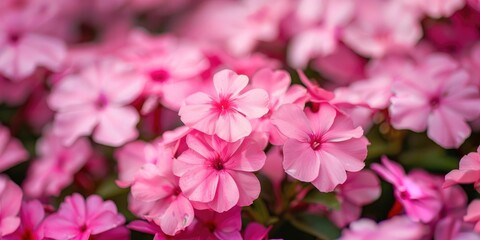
330 170 381 227
194 207 243 240
0 175 23 237
0 124 28 172
174 131 266 212
434 214 480 240
339 216 427 240
3 200 46 240
243 223 273 240
179 69 269 142
48 59 145 147
445 146 480 191
23 130 91 197
465 200 480 233
389 54 480 148
43 193 125 240
271 103 368 192
297 70 335 102
371 157 442 223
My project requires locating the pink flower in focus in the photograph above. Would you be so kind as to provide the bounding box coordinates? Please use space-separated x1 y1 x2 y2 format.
174 132 266 212
339 216 427 240
330 170 381 227
23 131 91 197
0 124 28 172
465 200 480 233
43 193 125 240
271 103 368 192
389 54 480 148
4 200 45 240
371 157 442 223
0 175 23 237
48 59 145 146
131 161 194 236
444 146 480 191
179 69 269 142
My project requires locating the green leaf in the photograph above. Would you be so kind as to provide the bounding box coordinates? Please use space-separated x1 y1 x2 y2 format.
303 191 340 210
289 213 341 240
399 147 458 171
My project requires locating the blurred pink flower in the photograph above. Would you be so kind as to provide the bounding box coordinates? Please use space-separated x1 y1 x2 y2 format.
0 175 23 237
372 157 442 223
4 200 45 240
0 124 28 172
48 59 145 146
271 103 368 192
23 131 91 197
179 69 269 142
194 207 242 240
174 132 266 212
339 216 427 240
445 146 480 191
243 223 272 240
389 54 480 148
43 193 125 240
465 200 480 233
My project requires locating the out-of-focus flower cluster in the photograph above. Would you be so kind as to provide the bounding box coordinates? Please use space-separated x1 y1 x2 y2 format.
2 0 480 239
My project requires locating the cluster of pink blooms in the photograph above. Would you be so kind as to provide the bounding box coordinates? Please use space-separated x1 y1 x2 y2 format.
3 0 480 239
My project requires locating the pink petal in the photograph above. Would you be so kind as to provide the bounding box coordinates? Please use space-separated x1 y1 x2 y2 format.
305 103 336 136
208 172 240 212
179 92 217 135
174 150 207 176
94 106 139 147
228 171 261 207
234 89 269 119
53 106 98 146
213 69 248 98
312 151 347 192
180 169 219 203
1 217 21 236
427 107 471 149
342 171 381 205
225 139 266 172
271 104 311 141
215 112 252 142
157 195 194 236
320 138 368 172
282 139 319 182
131 164 176 202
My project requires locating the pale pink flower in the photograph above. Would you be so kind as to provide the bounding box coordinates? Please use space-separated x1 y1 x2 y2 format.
179 69 269 142
131 161 194 236
465 200 480 233
435 215 480 240
43 193 125 240
389 54 480 148
330 170 381 227
0 175 23 237
250 68 307 145
4 200 46 240
343 0 422 58
271 103 368 192
23 131 91 197
48 59 145 146
0 124 28 172
402 0 465 18
371 157 442 223
174 132 266 212
297 70 335 103
339 216 427 240
444 146 480 191
194 207 243 240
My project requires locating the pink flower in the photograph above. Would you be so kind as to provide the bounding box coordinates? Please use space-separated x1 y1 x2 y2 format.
131 161 194 236
0 175 23 237
271 103 368 192
389 54 480 148
402 0 465 18
243 223 272 240
4 200 46 240
48 59 145 146
0 124 28 172
330 170 381 227
174 132 266 212
444 146 480 190
179 69 269 142
465 200 480 233
339 216 427 240
371 157 442 223
23 131 91 197
194 207 243 240
43 193 125 240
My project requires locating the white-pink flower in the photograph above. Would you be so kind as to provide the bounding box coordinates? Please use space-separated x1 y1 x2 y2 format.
179 69 269 142
271 103 369 192
339 216 427 240
0 124 28 172
174 131 266 212
48 59 145 146
465 200 480 233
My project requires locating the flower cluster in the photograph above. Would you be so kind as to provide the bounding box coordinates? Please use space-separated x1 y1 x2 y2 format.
2 0 480 239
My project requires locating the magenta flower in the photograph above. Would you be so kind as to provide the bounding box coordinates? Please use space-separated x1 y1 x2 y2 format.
194 207 243 240
0 175 23 237
48 59 145 146
4 200 46 240
465 200 480 233
174 132 266 212
372 157 442 223
23 131 92 197
0 124 28 172
389 54 480 148
339 216 427 240
444 146 480 191
179 69 269 142
271 103 369 192
43 193 125 240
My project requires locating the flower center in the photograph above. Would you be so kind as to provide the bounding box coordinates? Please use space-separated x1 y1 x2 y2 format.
95 93 108 109
399 190 410 200
215 98 232 114
211 157 225 171
20 229 34 240
429 96 440 108
149 69 170 83
310 136 322 150
8 32 21 44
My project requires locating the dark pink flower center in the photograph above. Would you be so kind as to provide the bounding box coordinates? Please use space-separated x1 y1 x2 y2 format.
399 190 410 200
310 136 323 151
429 96 441 108
20 229 34 240
173 187 182 196
149 69 170 83
95 93 108 109
215 98 232 114
8 32 21 44
210 157 225 171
